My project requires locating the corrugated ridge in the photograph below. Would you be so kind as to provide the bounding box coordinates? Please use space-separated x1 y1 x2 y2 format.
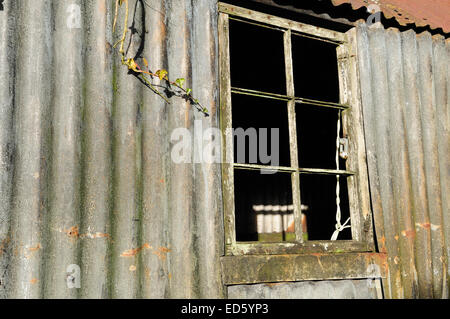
0 0 16 299
8 0 53 298
139 0 171 299
43 0 83 299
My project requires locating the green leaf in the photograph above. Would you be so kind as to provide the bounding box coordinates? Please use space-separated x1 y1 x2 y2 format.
175 78 185 88
155 69 168 81
186 88 192 95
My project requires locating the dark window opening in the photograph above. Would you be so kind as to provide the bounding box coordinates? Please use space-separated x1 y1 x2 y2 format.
232 94 290 167
300 174 351 240
296 103 347 169
234 169 294 242
229 18 286 94
292 34 340 103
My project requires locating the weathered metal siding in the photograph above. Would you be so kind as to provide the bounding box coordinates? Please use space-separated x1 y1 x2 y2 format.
356 22 449 298
1 1 449 300
228 280 379 299
0 0 224 299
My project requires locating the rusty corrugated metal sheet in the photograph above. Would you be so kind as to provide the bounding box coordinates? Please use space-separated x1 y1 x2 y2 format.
331 0 450 33
355 22 450 298
0 0 224 298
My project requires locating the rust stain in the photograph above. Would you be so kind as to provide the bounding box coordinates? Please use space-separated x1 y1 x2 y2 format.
159 247 171 253
64 226 80 239
415 222 431 229
79 230 110 240
154 18 167 43
366 254 379 263
401 229 416 239
120 243 152 257
159 178 165 184
379 236 386 250
394 235 399 241
24 243 42 259
152 246 171 261
61 226 111 241
28 243 41 252
364 253 388 276
30 278 38 285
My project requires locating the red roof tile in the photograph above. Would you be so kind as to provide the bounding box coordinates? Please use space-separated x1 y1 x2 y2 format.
331 0 450 32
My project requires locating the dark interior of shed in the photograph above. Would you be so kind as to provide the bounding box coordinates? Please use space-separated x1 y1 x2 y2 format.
229 16 352 241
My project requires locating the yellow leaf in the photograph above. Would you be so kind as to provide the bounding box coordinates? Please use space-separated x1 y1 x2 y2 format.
156 69 168 81
143 58 149 68
126 58 139 72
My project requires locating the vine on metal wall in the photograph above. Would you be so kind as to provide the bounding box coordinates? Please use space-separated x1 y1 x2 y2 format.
113 0 209 116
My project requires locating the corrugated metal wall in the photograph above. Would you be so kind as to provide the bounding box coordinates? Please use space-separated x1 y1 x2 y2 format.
0 1 449 300
0 0 224 298
355 23 449 299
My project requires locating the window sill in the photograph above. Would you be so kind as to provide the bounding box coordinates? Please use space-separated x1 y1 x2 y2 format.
225 240 372 256
221 252 387 285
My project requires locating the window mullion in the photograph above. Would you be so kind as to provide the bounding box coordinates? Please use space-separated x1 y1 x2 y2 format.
231 87 292 101
233 163 296 173
284 29 304 243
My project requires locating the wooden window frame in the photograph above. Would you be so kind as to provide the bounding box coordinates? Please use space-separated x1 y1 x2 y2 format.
219 3 376 258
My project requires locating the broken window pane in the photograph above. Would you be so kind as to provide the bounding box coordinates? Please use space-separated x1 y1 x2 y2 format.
232 93 290 167
234 169 294 242
292 34 340 103
296 103 347 169
300 173 351 240
229 18 286 94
